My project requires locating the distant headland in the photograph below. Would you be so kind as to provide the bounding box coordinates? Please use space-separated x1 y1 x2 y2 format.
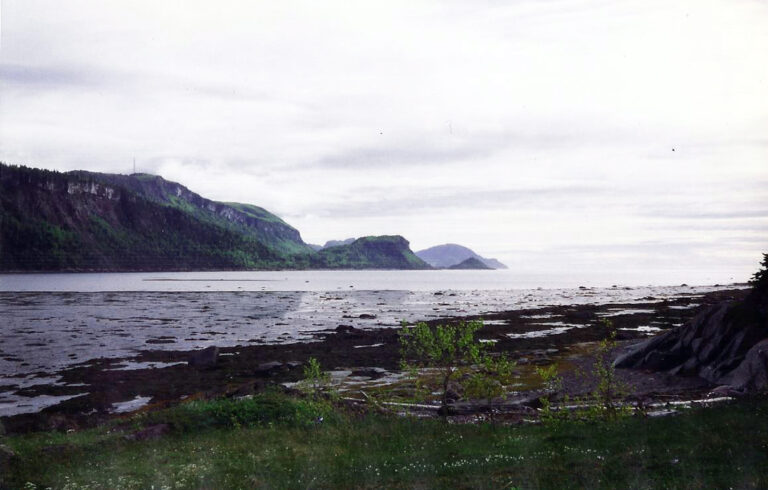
0 163 504 272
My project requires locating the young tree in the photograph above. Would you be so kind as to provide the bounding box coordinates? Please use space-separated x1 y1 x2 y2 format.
399 320 486 412
464 354 516 423
298 357 332 400
589 319 629 420
750 253 768 293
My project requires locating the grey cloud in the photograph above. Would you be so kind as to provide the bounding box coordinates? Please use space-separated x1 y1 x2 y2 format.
0 62 280 108
0 63 104 88
315 144 497 170
548 240 730 254
179 82 276 104
649 209 768 220
300 184 606 219
651 221 768 233
294 129 595 172
494 239 763 265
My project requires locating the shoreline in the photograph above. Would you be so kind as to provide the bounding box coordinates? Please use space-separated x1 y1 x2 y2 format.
0 287 748 433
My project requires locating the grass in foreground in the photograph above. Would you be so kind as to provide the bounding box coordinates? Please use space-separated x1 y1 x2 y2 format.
3 392 768 489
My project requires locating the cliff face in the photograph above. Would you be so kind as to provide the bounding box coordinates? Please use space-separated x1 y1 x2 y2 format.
0 164 289 271
72 171 313 255
0 164 430 271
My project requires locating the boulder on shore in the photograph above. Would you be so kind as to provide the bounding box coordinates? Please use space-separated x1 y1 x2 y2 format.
188 346 219 368
726 339 768 392
614 276 768 393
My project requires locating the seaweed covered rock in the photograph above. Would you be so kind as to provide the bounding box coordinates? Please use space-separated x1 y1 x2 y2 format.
615 254 768 393
188 345 219 368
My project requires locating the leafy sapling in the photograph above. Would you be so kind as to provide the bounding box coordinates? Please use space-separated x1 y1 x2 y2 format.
535 364 571 428
299 357 332 400
464 354 516 423
588 319 631 420
399 320 487 412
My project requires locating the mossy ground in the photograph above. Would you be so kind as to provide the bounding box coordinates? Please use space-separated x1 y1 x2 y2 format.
4 392 768 489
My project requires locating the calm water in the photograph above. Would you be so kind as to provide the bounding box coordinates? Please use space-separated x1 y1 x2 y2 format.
0 269 745 292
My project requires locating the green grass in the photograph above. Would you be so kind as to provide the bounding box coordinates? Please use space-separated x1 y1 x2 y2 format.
165 194 199 215
4 393 768 489
132 173 159 181
222 202 289 226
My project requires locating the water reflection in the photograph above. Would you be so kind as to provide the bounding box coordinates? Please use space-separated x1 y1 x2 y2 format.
0 291 306 377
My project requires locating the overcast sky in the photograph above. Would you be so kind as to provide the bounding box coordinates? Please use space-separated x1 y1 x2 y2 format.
1 0 766 283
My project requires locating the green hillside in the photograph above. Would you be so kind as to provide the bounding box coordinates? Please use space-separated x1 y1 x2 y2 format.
0 165 289 270
0 163 429 271
317 236 431 269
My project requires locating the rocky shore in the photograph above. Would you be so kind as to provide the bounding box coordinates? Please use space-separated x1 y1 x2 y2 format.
1 287 749 433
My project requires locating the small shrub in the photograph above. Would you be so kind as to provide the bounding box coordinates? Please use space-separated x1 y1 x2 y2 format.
535 364 572 429
588 320 631 420
536 320 631 427
298 357 333 400
399 320 486 411
464 354 516 422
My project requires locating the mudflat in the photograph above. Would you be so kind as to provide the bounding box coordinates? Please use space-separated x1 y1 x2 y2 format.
0 286 747 433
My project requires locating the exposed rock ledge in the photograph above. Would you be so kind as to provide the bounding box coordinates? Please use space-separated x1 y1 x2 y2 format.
615 284 768 393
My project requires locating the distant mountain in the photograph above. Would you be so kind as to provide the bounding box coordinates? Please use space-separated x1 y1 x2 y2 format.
0 163 427 271
321 238 356 249
317 236 431 269
306 238 356 251
415 243 507 269
448 257 493 270
480 257 507 269
307 238 356 251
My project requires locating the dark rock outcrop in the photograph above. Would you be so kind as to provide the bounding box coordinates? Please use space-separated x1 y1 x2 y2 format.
350 368 387 379
335 325 357 334
615 266 768 393
727 339 768 392
188 346 219 368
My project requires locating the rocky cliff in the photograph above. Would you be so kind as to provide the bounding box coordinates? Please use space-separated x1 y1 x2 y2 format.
0 164 292 270
615 255 768 393
0 163 430 271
